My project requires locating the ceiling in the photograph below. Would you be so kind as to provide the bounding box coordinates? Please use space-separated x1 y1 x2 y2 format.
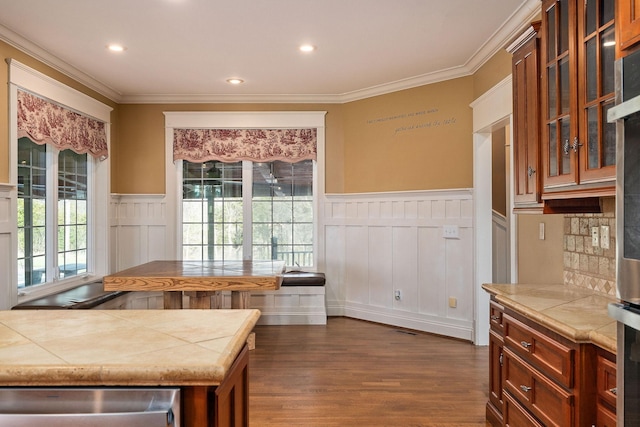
0 0 539 104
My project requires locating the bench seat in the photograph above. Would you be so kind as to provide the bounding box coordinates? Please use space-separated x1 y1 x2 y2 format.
12 281 126 310
282 271 325 286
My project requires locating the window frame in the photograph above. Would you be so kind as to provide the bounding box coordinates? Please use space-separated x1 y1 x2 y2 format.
164 111 326 270
8 60 112 305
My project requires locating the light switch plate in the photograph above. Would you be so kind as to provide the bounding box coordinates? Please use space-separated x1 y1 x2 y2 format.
443 225 460 239
591 227 600 247
601 225 610 249
539 222 545 240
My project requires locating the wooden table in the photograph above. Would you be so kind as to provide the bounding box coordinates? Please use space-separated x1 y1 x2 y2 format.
103 260 285 310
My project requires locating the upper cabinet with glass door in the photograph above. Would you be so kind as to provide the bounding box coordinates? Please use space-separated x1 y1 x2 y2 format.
541 0 616 199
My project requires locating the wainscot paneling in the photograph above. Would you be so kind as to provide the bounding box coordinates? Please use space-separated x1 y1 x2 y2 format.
0 184 16 310
323 190 474 341
110 194 171 271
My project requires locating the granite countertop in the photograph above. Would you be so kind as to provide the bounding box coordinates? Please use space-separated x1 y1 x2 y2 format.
0 309 260 386
482 283 617 354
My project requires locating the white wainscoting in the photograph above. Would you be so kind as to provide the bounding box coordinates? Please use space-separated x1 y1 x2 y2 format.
110 194 171 272
322 189 474 341
0 184 16 310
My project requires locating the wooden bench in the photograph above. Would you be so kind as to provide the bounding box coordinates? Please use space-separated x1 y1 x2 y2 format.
12 281 126 310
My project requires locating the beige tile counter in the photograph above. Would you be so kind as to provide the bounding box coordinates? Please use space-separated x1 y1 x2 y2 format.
0 309 260 386
482 283 617 354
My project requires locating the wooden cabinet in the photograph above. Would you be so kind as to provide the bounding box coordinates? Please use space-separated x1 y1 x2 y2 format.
485 297 615 426
617 0 640 51
182 345 249 427
540 0 617 199
510 23 543 210
595 349 617 426
487 301 505 426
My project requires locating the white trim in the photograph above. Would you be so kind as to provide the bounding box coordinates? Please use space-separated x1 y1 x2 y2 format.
7 61 112 306
164 111 327 266
471 76 515 346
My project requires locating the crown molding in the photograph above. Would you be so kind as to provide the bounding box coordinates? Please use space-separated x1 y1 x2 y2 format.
0 23 122 102
0 0 539 105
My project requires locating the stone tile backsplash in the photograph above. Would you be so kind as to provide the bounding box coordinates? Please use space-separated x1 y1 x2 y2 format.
563 198 617 296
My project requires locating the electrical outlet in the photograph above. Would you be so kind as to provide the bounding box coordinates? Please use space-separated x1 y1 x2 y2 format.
394 290 401 301
601 225 610 249
443 225 460 239
591 227 600 247
539 222 545 240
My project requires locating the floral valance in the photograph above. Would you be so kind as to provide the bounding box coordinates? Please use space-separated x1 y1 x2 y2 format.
17 90 108 160
173 128 316 163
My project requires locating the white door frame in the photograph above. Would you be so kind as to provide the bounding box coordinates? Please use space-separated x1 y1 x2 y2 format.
471 76 516 346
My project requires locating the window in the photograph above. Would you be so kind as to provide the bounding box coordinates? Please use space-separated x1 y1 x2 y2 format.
181 159 314 267
9 59 112 303
17 138 89 288
165 111 325 271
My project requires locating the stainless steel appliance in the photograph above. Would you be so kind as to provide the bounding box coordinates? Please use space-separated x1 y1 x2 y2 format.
608 46 640 427
0 388 180 426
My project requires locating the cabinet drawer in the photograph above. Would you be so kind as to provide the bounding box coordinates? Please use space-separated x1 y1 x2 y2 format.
597 353 617 408
503 391 544 427
490 301 505 333
503 313 574 388
596 403 617 427
503 348 574 427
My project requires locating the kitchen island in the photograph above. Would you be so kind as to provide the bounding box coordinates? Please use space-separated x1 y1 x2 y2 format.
0 309 260 426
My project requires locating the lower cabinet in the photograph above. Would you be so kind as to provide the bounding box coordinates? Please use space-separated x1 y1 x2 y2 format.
486 298 616 426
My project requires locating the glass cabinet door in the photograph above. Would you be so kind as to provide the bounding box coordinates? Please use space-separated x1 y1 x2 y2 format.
578 0 616 183
542 0 579 188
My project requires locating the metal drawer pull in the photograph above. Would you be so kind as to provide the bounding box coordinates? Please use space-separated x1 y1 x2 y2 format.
520 385 532 392
520 341 532 349
609 387 617 395
490 315 500 321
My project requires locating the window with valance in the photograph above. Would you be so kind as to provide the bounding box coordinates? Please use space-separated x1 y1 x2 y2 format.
174 126 317 266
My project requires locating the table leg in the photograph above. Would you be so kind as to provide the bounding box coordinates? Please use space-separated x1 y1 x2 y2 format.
164 291 183 309
231 291 251 309
231 291 255 350
186 291 214 309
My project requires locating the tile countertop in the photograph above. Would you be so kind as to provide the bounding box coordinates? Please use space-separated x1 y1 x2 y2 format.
0 309 260 386
482 283 617 355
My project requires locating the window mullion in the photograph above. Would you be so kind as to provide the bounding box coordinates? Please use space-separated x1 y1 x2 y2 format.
46 146 59 282
242 161 253 260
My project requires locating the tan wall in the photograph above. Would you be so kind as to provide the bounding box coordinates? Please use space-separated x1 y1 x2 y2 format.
0 40 119 183
492 128 507 216
517 214 564 284
115 103 344 194
473 48 512 100
342 77 474 193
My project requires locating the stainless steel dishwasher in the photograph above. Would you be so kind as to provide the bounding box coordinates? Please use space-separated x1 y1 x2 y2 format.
0 388 180 426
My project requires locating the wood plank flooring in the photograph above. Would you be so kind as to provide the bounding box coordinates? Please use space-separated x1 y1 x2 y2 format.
249 317 490 426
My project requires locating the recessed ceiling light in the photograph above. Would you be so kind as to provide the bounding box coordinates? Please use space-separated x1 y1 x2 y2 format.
299 44 316 53
107 44 126 52
226 78 244 85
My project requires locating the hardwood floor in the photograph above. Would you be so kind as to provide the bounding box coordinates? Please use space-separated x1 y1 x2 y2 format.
249 317 490 426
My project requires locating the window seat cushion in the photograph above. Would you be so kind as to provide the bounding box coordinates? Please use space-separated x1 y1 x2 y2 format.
281 272 325 286
12 281 127 310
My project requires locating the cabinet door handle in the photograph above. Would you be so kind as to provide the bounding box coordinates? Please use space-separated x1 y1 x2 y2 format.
527 166 536 177
499 352 503 366
520 385 532 393
571 137 583 153
490 315 500 321
520 340 532 349
609 387 617 395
